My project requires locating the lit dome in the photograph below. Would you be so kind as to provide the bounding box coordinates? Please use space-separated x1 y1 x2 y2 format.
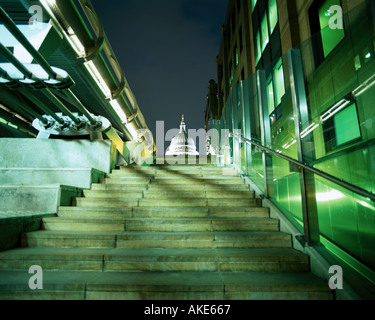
165 115 199 156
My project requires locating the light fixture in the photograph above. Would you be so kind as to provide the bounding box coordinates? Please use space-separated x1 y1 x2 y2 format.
40 1 85 58
284 139 297 150
84 61 112 99
321 99 351 122
300 122 319 139
110 99 127 123
353 74 375 97
126 123 139 140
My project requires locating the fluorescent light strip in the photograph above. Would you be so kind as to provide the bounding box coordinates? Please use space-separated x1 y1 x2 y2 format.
40 0 85 58
68 35 85 57
300 122 319 139
321 100 351 123
110 99 127 123
85 61 112 99
353 74 375 97
284 139 297 150
126 123 139 140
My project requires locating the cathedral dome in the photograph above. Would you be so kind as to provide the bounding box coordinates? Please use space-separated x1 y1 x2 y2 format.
165 115 199 156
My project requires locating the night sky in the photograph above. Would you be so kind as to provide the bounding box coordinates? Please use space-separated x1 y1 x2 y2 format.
90 0 228 151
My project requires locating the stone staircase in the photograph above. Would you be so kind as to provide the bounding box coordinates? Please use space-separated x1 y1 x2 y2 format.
0 165 333 300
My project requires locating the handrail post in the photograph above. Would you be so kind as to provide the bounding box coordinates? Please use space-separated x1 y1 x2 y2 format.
288 48 320 245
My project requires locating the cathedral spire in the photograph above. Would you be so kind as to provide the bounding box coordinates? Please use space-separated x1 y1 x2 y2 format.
179 114 186 133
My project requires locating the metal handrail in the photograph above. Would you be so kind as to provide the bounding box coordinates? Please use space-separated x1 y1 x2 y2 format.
231 133 375 202
0 7 57 80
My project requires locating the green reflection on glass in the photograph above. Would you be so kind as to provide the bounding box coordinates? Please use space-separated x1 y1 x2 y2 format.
319 0 345 57
334 103 361 146
268 0 278 35
261 13 269 53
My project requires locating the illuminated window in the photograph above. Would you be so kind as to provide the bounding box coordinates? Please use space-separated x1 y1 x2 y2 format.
261 13 269 52
251 0 258 12
266 58 285 115
273 58 285 106
267 77 275 115
318 0 345 57
255 30 261 66
323 102 361 152
268 0 278 35
229 60 233 84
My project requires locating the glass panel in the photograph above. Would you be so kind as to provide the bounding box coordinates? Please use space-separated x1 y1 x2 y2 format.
273 58 285 106
261 13 269 53
251 0 258 13
268 0 278 35
267 77 275 115
255 30 261 66
318 0 345 58
334 103 361 147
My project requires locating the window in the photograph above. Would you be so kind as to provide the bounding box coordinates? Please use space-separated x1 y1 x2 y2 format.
261 13 269 52
237 85 241 107
229 60 233 84
251 0 258 13
267 77 275 115
266 58 285 115
318 0 345 58
253 0 281 69
273 58 285 106
323 102 361 152
268 0 278 35
255 30 261 66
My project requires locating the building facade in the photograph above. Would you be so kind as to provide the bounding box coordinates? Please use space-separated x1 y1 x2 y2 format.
206 0 375 293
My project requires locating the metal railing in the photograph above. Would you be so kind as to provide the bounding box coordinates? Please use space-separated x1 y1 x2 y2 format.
231 132 375 202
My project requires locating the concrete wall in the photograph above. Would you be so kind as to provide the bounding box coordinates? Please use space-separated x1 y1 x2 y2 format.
0 139 117 173
0 185 81 215
0 168 105 189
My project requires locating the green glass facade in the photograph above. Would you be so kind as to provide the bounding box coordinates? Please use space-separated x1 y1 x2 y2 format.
208 0 375 282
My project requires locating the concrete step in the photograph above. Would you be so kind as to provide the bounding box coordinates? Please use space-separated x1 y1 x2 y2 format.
100 178 245 186
0 248 309 273
109 170 239 177
100 178 151 185
0 270 333 300
57 206 270 219
142 190 255 199
42 217 279 232
147 184 250 191
20 231 291 249
82 190 255 199
150 175 242 180
82 190 143 199
151 177 244 185
91 184 148 191
137 198 262 207
58 207 134 219
73 198 262 208
73 198 139 208
90 183 250 192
